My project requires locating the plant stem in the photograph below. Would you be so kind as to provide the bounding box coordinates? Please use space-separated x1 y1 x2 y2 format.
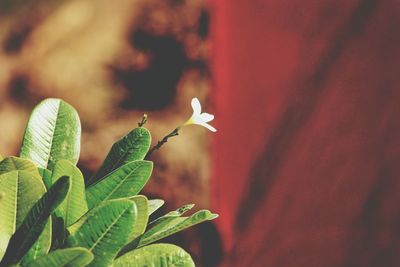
146 127 180 158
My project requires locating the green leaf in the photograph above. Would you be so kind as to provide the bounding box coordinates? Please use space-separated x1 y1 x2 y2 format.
20 98 81 170
113 243 195 267
148 199 165 216
117 196 149 257
52 160 88 226
1 176 70 266
27 247 93 267
0 171 46 262
38 168 52 190
0 157 39 176
128 196 148 241
138 210 218 248
86 161 153 209
67 200 137 267
88 127 151 185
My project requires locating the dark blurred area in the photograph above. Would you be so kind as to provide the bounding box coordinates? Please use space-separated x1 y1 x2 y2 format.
2 0 400 266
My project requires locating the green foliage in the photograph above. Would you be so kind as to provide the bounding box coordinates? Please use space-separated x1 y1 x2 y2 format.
114 243 195 267
0 98 217 267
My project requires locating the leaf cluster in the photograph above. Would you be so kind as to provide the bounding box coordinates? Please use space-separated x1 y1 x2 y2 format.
0 99 217 267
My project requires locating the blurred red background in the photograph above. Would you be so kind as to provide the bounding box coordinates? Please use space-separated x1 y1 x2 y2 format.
211 0 400 266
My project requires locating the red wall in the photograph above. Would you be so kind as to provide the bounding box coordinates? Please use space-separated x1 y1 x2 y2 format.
211 1 400 266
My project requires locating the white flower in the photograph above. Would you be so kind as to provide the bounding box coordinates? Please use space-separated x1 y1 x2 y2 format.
183 98 217 132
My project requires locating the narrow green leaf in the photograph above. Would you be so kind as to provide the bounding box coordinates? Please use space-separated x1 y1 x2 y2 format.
1 176 70 266
0 171 45 262
149 204 194 227
0 157 39 176
137 204 195 247
138 210 218 248
148 199 165 216
117 204 196 255
49 214 66 251
21 219 52 265
113 243 195 267
86 161 153 209
67 200 137 267
20 98 81 170
52 160 88 226
88 127 151 185
27 247 93 267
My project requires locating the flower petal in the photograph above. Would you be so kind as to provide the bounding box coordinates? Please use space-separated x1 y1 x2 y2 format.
191 98 201 114
200 122 217 132
200 113 214 122
191 115 203 125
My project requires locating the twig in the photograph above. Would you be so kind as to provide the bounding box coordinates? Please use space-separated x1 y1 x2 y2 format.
146 128 180 158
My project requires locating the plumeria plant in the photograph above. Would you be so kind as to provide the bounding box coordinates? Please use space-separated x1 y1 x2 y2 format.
0 98 217 267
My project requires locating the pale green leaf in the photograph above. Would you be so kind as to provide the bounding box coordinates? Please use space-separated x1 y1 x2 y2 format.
20 98 81 170
0 157 39 176
0 171 46 262
148 199 165 216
